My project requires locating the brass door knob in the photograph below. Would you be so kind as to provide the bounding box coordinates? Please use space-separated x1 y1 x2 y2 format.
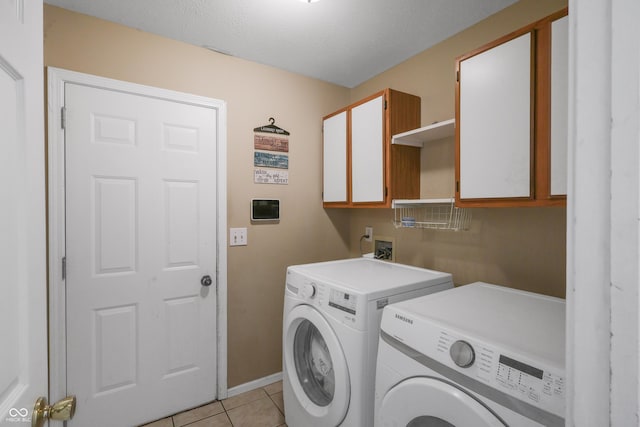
32 395 76 427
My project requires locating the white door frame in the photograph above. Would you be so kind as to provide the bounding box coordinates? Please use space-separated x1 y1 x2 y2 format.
46 67 228 405
566 0 640 424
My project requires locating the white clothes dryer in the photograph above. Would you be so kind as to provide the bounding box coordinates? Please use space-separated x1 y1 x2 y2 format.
375 282 565 427
283 258 453 427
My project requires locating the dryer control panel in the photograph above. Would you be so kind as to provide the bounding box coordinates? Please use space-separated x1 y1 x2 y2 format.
436 330 565 418
495 354 564 404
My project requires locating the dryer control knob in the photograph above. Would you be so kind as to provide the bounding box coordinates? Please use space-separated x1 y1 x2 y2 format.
300 283 316 299
450 340 475 368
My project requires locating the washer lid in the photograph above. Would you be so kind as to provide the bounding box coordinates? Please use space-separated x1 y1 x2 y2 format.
378 377 506 426
287 258 452 299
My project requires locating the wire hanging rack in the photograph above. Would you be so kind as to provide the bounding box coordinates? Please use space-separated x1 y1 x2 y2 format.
392 198 471 231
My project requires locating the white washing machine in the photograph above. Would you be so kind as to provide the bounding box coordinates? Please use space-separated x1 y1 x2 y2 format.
283 258 453 427
375 282 565 427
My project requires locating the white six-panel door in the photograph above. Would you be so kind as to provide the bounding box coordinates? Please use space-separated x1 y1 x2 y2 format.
62 80 221 427
0 1 48 424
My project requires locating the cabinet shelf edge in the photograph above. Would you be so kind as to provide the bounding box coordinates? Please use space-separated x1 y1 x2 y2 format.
391 119 455 147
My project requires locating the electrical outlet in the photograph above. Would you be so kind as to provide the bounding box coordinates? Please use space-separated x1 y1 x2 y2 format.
365 226 373 242
230 227 247 246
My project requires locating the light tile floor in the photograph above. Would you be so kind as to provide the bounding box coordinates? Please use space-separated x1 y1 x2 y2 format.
140 380 286 427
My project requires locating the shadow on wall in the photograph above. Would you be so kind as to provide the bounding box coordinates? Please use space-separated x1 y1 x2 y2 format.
322 208 352 257
351 207 566 298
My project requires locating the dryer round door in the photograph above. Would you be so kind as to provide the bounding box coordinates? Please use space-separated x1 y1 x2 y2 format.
378 377 506 426
284 304 350 426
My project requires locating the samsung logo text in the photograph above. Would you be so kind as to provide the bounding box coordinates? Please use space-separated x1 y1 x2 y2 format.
395 314 413 325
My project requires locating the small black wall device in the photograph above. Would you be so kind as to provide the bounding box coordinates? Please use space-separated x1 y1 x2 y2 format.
251 199 280 221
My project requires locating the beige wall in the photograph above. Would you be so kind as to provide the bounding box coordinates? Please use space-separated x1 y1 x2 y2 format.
43 4 352 388
43 0 567 390
347 0 568 298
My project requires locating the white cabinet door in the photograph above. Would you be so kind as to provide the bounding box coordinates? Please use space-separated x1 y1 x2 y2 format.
351 95 384 203
459 33 532 199
323 111 348 203
550 16 569 196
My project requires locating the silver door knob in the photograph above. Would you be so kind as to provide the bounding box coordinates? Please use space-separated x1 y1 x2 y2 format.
201 275 213 287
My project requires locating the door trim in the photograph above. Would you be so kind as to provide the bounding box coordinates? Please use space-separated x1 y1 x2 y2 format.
46 67 229 404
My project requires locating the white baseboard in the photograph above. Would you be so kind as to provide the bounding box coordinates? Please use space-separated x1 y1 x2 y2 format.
227 371 283 398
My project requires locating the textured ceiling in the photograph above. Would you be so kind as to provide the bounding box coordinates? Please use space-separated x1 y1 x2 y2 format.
44 0 518 88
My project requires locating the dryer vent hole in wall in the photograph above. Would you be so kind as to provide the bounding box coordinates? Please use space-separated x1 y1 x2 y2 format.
374 239 393 260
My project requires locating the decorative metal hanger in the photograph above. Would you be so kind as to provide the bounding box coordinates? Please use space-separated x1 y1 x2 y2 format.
254 117 290 135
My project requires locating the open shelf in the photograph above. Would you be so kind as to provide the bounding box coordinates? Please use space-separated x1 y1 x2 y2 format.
391 120 467 230
391 119 455 147
392 198 471 231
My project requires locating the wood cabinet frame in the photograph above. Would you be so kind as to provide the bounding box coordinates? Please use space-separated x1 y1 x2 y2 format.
322 88 421 208
455 8 568 207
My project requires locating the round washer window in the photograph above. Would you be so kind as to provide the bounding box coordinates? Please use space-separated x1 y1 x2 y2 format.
293 319 335 406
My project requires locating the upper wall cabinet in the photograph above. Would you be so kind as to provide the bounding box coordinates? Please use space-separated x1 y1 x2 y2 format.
455 9 568 207
322 89 421 208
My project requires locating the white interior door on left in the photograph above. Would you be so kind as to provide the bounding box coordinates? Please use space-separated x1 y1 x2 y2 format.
63 80 221 427
0 0 48 425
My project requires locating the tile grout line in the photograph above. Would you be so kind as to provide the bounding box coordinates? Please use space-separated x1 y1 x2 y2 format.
267 393 284 417
144 382 283 427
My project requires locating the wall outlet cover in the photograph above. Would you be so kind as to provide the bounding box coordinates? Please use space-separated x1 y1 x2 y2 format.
365 226 373 242
230 227 247 246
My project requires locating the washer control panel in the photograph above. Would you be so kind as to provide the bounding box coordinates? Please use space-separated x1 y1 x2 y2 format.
328 289 357 315
286 269 366 330
437 330 564 417
300 282 316 299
